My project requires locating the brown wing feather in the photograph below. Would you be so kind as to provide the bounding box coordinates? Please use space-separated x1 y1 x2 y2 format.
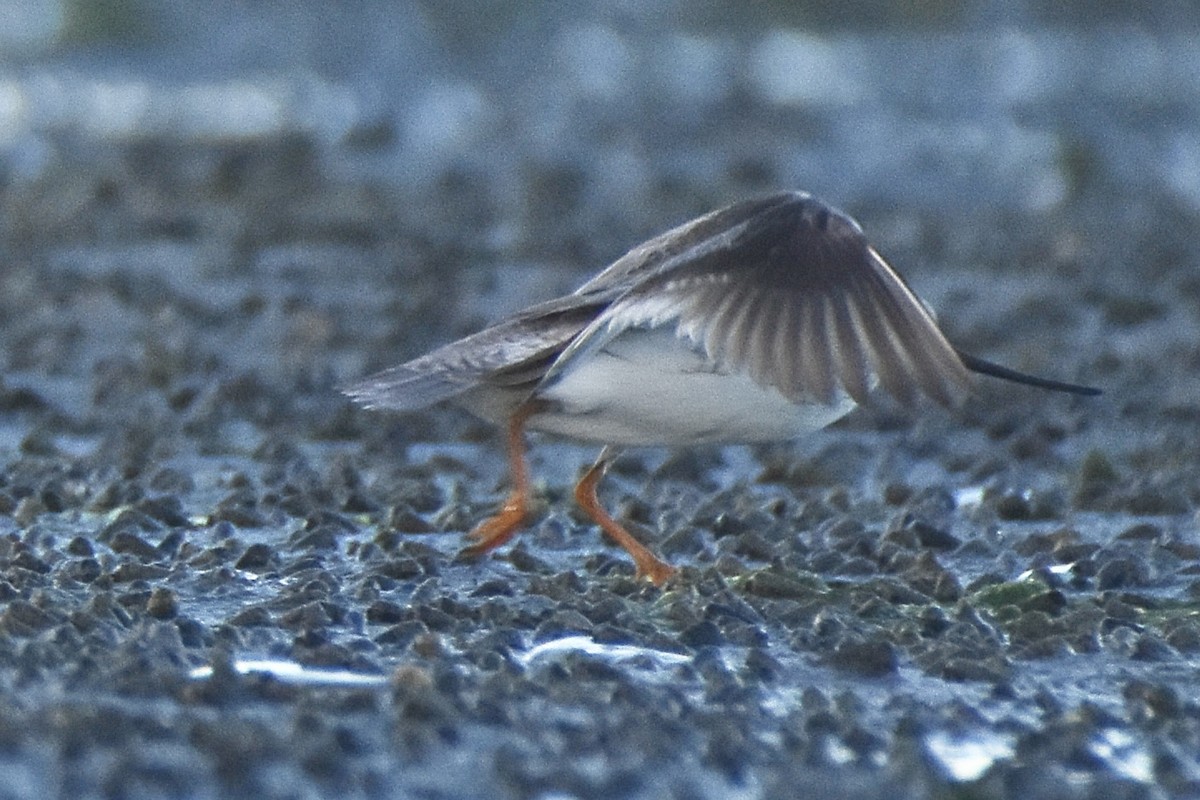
851 290 919 406
795 294 837 404
572 193 801 295
560 192 972 408
747 294 781 390
830 289 873 404
342 295 606 411
772 295 802 401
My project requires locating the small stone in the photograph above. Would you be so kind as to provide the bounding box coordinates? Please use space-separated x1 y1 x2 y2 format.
1096 557 1148 590
234 543 276 572
65 537 93 556
679 620 724 649
146 587 178 619
110 562 170 582
228 606 272 628
2 600 59 636
742 569 825 600
826 637 897 677
109 531 161 561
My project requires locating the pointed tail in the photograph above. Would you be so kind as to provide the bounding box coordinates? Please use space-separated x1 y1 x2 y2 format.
956 350 1101 396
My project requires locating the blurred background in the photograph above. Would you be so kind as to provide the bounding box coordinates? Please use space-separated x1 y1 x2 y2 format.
1 0 1196 225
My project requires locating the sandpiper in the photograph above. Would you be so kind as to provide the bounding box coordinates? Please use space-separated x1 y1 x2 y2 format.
344 191 1098 585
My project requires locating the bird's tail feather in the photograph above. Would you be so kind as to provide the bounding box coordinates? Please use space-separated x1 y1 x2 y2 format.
956 350 1100 396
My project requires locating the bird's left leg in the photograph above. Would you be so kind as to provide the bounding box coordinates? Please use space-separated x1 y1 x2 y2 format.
573 447 676 586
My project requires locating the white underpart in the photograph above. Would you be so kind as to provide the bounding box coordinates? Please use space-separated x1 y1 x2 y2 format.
532 326 857 446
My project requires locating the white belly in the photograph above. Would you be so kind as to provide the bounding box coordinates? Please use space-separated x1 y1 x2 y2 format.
529 327 857 446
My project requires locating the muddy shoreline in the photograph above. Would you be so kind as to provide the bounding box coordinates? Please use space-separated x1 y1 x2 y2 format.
1 5 1199 799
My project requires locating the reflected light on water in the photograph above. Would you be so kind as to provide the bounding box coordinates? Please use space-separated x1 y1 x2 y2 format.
188 659 389 688
518 635 691 669
924 729 1015 782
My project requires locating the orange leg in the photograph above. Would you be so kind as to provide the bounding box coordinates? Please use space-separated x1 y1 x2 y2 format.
574 451 676 586
458 402 539 559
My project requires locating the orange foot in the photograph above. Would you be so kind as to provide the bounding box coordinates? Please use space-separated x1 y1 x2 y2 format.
574 452 676 587
458 490 527 559
457 401 537 561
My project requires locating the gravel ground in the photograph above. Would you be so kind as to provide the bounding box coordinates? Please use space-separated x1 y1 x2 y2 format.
1 3 1199 799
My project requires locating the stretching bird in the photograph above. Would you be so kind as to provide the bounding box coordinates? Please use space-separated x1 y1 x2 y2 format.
344 192 1099 585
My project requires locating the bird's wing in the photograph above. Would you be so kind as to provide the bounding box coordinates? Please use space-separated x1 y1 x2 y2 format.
341 294 608 411
546 192 973 408
571 192 803 294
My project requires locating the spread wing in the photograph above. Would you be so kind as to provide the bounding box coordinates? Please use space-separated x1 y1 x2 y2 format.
571 192 803 294
545 193 973 408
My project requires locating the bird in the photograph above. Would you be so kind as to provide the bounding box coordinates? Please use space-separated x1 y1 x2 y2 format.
343 191 1099 586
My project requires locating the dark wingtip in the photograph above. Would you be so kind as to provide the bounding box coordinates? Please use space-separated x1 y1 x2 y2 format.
956 350 1102 397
